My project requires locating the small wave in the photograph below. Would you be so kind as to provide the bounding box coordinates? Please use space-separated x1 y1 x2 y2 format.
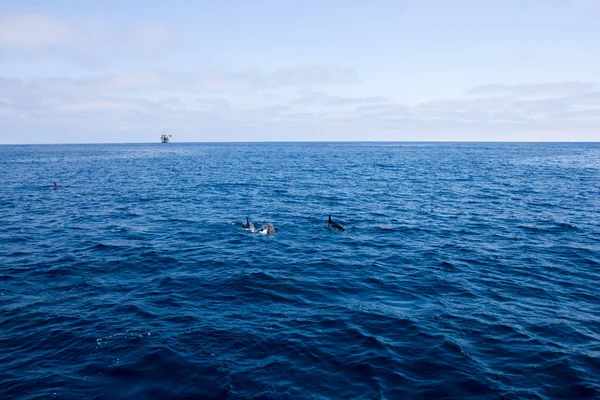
518 222 579 233
85 243 125 252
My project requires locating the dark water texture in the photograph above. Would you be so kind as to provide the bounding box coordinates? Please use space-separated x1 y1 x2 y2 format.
1 142 599 399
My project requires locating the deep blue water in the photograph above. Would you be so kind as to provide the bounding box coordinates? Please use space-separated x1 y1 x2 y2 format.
1 142 599 400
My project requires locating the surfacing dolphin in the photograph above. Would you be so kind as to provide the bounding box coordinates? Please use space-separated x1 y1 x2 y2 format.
328 215 344 231
51 181 58 190
259 223 276 235
242 217 257 233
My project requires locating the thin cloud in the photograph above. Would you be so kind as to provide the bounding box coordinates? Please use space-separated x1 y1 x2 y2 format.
571 0 600 10
0 14 76 49
0 13 177 66
0 67 358 103
293 88 389 107
467 82 600 98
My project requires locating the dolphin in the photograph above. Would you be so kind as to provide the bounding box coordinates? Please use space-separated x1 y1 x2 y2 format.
242 217 257 233
328 215 344 231
259 223 276 235
51 181 58 189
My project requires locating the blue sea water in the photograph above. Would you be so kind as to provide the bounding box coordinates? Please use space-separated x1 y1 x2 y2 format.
1 142 599 400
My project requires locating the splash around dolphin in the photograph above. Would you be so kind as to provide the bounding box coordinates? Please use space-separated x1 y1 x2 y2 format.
328 215 344 231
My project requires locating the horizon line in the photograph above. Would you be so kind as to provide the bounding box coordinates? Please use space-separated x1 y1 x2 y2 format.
1 140 599 146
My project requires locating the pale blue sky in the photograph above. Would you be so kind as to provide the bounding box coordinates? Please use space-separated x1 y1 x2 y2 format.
1 0 599 143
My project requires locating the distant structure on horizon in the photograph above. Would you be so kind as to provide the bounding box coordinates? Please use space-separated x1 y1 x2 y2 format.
160 129 172 143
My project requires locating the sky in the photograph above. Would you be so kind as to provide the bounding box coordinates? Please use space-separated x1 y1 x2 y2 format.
1 0 599 143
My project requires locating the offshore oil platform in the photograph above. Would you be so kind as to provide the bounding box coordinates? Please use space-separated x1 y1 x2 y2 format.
160 129 172 143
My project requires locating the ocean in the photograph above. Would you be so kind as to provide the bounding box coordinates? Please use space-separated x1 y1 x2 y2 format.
1 142 599 399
